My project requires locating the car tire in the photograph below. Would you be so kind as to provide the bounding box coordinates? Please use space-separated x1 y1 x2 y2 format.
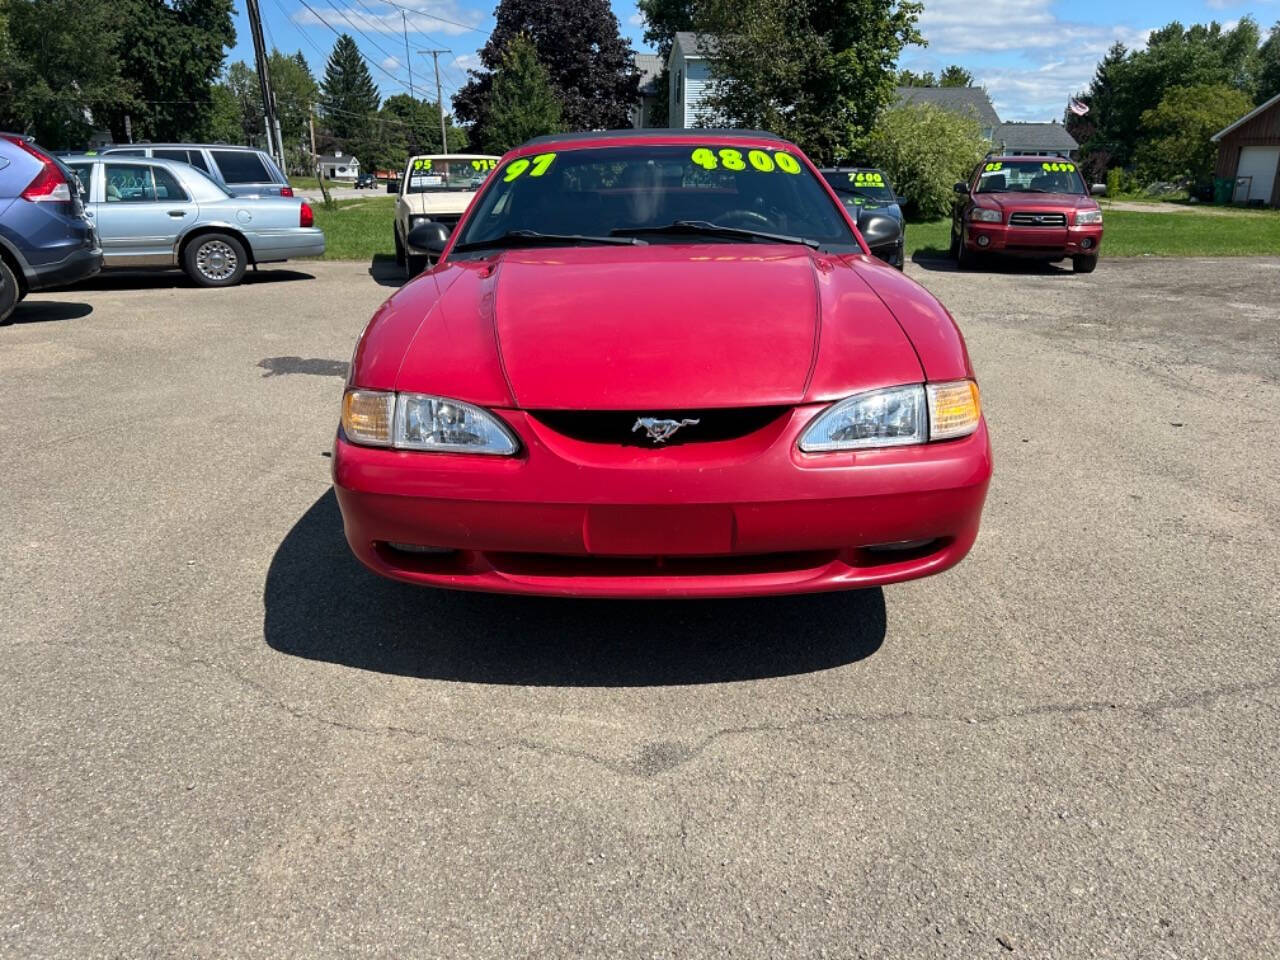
405 253 429 278
394 228 405 267
1072 254 1098 274
956 238 980 271
0 257 19 326
183 233 248 288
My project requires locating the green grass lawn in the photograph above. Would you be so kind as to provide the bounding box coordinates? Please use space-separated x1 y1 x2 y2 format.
301 195 1280 263
310 196 396 261
289 176 323 192
906 208 1280 260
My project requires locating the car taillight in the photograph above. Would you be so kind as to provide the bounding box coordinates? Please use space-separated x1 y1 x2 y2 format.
299 201 314 228
1 134 72 203
280 186 294 197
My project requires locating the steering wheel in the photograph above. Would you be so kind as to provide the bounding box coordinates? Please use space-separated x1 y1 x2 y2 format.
713 209 773 229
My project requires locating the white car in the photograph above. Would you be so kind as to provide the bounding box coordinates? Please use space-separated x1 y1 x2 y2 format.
392 153 499 276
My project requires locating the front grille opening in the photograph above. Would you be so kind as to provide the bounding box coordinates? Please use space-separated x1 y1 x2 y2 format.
1009 212 1067 227
488 550 839 579
532 407 789 446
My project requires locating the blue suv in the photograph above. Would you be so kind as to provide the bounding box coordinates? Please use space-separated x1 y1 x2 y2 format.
0 133 103 324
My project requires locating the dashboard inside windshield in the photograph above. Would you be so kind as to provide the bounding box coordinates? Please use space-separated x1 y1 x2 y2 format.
451 144 858 254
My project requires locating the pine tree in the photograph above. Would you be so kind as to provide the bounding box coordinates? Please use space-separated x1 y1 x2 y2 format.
454 0 638 144
320 34 379 140
481 34 562 152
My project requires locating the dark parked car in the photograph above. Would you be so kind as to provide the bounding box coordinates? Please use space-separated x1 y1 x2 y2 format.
820 167 906 269
0 133 102 324
355 173 376 189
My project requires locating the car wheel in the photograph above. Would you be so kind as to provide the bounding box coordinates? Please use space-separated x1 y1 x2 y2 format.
184 233 248 287
0 257 18 326
1072 254 1098 274
949 224 960 259
405 253 429 278
956 238 980 270
394 228 405 267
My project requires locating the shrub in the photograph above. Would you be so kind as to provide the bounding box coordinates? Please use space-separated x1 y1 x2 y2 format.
862 103 988 220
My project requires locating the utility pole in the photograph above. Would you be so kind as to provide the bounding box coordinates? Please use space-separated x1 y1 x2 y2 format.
402 12 414 100
418 49 450 153
245 0 283 168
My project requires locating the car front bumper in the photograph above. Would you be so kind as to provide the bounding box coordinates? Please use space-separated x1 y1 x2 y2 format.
965 222 1103 258
332 408 993 598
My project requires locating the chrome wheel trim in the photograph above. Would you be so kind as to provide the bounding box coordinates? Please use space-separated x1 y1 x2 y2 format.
195 240 237 281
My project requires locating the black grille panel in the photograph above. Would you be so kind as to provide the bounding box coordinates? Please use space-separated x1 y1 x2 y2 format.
532 407 789 446
1009 212 1067 227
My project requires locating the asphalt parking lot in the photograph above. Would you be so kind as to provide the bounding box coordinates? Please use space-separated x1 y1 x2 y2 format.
4 254 1278 958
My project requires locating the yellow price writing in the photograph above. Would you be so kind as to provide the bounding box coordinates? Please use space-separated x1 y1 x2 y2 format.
1042 161 1076 172
983 162 1003 172
502 152 557 182
412 158 432 171
849 171 885 184
470 159 497 171
691 148 802 174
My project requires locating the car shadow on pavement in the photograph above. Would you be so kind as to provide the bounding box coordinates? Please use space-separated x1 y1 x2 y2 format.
12 300 93 324
910 252 1073 275
369 254 405 288
263 489 887 686
68 268 315 292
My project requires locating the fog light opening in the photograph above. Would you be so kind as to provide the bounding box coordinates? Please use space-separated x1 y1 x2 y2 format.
864 539 935 554
976 235 991 248
386 542 456 555
1081 237 1094 250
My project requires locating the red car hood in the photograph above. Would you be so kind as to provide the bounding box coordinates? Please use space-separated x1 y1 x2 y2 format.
389 246 924 410
986 192 1096 213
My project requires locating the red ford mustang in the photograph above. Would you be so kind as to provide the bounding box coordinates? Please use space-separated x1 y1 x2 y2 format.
333 130 992 598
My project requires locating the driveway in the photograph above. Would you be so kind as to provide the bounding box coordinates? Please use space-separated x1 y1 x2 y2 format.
3 257 1278 957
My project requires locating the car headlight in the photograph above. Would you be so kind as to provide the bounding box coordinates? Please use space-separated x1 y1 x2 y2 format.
341 389 519 455
799 381 981 452
1076 209 1103 225
969 207 1003 223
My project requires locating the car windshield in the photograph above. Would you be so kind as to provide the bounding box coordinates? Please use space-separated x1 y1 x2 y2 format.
822 170 895 204
451 144 857 255
404 156 498 194
976 159 1085 195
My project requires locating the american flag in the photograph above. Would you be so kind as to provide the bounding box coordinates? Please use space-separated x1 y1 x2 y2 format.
1069 99 1090 116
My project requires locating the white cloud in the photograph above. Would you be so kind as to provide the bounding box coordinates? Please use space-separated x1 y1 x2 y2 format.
628 12 645 27
452 52 480 71
381 55 401 71
903 0 1152 120
292 0 485 39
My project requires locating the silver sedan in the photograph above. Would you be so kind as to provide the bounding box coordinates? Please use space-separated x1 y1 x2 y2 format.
62 154 324 287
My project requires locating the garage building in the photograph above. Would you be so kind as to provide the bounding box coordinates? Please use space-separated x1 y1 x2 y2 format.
1211 92 1280 207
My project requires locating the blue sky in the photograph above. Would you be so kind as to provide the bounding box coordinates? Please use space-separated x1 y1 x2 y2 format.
230 0 1279 123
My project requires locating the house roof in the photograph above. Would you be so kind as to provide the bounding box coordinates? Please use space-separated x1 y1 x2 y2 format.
635 53 663 94
995 121 1079 152
893 86 1000 130
674 32 720 59
1211 91 1280 142
317 154 357 165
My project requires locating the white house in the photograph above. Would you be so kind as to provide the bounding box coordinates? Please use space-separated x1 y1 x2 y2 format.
631 53 664 128
668 32 718 129
318 151 360 181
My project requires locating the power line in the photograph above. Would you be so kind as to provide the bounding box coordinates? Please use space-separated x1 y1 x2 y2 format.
353 0 488 36
322 0 402 65
295 0 419 95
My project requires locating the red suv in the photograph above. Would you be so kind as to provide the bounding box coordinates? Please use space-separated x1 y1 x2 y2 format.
950 156 1102 273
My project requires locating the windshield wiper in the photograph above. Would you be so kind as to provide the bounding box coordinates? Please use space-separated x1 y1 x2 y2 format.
611 220 820 248
451 229 646 253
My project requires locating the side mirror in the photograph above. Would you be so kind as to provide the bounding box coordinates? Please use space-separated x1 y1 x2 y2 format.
857 211 901 251
894 195 909 207
1091 183 1106 196
953 181 969 195
407 220 451 256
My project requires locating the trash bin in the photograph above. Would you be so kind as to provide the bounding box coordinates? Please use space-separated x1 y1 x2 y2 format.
1213 177 1234 204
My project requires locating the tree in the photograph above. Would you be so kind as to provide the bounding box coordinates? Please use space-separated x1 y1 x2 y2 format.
862 102 987 219
205 82 244 144
896 69 936 87
0 0 124 147
696 0 925 164
321 34 380 140
1134 83 1253 184
454 0 638 145
1260 22 1280 103
481 34 563 152
938 64 974 88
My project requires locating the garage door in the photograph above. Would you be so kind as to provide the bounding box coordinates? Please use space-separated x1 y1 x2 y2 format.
1236 146 1279 204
